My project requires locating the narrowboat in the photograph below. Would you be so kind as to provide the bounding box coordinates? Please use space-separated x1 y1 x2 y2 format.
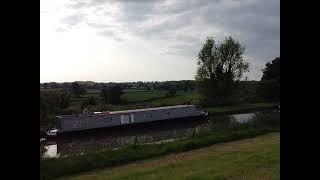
46 105 208 137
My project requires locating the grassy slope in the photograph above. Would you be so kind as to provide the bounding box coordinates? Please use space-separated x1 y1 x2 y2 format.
40 127 279 179
60 132 280 180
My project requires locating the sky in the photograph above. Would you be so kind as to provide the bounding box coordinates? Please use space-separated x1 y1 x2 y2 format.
40 0 280 83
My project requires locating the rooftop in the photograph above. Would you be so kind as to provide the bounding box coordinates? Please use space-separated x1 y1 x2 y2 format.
59 105 196 117
109 105 195 114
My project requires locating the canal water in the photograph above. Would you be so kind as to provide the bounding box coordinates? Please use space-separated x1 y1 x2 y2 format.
40 111 279 158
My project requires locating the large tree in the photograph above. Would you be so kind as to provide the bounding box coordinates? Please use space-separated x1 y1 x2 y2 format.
195 36 249 105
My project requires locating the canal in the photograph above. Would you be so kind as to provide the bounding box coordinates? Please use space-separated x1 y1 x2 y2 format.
40 110 279 158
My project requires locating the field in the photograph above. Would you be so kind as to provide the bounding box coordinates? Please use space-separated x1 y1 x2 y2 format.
64 89 274 113
59 132 280 180
122 90 166 103
60 89 202 113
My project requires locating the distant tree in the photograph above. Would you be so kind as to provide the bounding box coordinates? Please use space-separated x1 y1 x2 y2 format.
81 96 98 109
88 96 98 105
101 85 124 105
48 82 60 88
61 82 72 89
190 85 195 92
183 81 189 92
257 57 280 102
195 36 249 106
43 83 48 89
58 89 71 109
261 57 280 83
150 82 156 90
70 82 86 97
165 88 177 97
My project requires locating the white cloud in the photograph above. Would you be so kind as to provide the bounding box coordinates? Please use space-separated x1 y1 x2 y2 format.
40 0 280 82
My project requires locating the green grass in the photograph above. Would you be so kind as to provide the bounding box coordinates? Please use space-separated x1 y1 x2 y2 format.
40 125 279 180
60 90 201 114
121 90 200 104
60 132 280 180
148 91 202 106
85 89 101 94
206 103 277 114
122 90 166 103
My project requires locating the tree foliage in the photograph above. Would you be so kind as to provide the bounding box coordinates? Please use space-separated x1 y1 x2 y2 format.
70 82 86 97
257 57 280 102
40 89 71 126
100 85 124 105
261 57 280 82
195 36 249 106
81 96 98 109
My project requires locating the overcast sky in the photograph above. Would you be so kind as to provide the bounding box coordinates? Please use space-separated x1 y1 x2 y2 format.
40 0 279 83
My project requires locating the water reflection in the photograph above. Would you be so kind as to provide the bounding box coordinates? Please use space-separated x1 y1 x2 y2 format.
40 111 277 159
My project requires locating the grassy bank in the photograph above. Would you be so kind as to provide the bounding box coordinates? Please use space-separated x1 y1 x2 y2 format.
40 125 279 179
60 132 280 180
206 102 277 115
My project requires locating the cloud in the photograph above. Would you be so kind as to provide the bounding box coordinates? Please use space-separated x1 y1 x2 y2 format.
55 27 68 32
97 30 114 36
55 0 279 80
60 13 86 26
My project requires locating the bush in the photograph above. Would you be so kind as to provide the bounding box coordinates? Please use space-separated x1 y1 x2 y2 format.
61 107 81 115
81 96 98 109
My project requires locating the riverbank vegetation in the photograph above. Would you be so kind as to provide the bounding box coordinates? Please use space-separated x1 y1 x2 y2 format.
40 112 279 179
59 132 280 180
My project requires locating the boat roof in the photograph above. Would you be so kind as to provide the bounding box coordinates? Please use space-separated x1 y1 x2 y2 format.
59 105 195 117
109 105 195 114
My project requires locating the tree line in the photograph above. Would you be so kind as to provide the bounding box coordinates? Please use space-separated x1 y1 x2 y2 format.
40 80 197 92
